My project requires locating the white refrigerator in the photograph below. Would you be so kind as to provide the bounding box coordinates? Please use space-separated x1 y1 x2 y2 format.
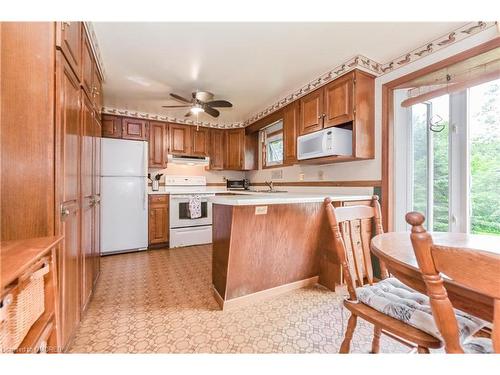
100 138 148 255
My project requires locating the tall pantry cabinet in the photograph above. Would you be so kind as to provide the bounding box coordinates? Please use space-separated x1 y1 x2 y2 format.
0 22 103 352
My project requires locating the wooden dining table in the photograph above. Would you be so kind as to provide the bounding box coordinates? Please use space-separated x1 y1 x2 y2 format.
370 232 500 322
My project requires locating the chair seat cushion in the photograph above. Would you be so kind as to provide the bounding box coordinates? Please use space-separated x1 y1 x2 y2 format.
355 277 485 341
463 337 493 354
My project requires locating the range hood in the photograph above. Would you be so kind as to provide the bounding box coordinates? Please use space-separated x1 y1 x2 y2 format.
167 154 210 166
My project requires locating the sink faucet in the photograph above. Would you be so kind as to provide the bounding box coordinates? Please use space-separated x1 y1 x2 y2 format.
265 181 274 192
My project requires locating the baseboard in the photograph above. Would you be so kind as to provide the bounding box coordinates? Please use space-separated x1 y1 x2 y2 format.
212 276 319 310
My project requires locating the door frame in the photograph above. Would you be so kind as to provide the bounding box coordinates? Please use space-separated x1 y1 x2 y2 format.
381 37 500 231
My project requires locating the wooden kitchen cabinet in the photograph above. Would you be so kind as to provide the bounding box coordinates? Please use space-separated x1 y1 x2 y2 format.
169 123 191 155
209 129 225 170
122 118 148 140
191 127 209 156
324 73 354 128
55 51 82 349
56 21 81 78
102 115 122 138
299 89 323 135
148 121 168 168
148 195 169 246
225 129 257 171
283 102 298 165
80 93 94 311
81 32 93 97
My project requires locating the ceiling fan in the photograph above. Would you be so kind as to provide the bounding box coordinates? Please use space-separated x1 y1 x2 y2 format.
161 91 233 118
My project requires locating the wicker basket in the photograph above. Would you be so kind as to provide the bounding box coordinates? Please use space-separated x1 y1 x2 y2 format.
0 262 48 353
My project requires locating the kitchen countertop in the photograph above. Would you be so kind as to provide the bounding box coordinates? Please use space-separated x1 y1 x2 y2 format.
209 192 373 206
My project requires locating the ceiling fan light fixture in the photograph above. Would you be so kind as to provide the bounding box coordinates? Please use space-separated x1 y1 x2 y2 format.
190 105 204 114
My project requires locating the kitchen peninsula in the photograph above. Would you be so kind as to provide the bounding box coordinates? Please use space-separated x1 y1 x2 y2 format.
210 193 373 309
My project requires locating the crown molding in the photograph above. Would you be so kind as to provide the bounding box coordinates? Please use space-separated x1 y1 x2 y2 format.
100 21 497 129
101 107 245 129
84 22 106 81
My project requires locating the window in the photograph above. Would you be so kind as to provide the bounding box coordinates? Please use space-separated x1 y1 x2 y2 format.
394 78 500 235
260 120 283 167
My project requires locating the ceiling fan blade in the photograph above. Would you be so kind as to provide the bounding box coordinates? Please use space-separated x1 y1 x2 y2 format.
170 93 192 104
161 105 192 108
203 105 220 118
184 111 192 117
205 100 232 108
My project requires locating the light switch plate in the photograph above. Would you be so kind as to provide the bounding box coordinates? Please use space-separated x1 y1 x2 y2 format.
255 206 268 215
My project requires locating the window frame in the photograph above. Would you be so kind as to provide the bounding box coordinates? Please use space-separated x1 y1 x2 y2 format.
260 120 284 169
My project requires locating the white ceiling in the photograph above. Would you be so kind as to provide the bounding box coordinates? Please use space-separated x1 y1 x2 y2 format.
93 22 465 124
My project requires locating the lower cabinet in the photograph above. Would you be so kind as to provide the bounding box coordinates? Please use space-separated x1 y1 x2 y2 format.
148 195 169 246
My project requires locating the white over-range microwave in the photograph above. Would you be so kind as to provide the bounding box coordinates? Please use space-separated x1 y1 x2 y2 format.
297 127 352 160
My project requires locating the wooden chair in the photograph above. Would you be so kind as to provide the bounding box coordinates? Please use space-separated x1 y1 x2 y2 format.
406 212 499 353
324 196 442 353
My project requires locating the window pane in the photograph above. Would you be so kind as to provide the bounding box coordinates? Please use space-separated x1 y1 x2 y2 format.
411 95 449 231
412 103 428 220
431 95 449 232
468 79 500 235
267 139 283 164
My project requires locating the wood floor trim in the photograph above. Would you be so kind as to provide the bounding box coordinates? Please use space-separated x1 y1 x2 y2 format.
213 276 319 310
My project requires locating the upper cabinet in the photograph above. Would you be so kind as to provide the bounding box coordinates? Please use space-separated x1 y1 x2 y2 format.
209 129 225 170
149 122 168 168
122 118 148 140
81 32 93 98
298 70 370 136
324 73 354 128
56 22 81 78
226 129 257 171
283 102 298 165
102 115 122 138
191 127 209 157
169 123 191 155
299 89 323 135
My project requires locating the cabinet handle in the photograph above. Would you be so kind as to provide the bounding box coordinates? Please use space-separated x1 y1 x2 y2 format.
61 207 70 218
62 21 71 31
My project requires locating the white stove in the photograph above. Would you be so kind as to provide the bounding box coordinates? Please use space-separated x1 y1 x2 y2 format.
166 176 214 248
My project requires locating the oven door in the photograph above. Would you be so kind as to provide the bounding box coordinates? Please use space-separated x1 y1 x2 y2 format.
169 194 213 228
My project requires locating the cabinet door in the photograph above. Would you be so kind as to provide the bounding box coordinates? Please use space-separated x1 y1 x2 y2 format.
283 103 298 165
81 93 94 310
91 64 103 112
102 115 122 138
210 129 225 170
92 116 101 286
148 122 168 168
81 33 93 97
299 88 324 135
324 73 354 128
169 124 191 155
122 118 148 140
191 127 209 156
225 129 243 170
148 197 169 245
56 22 81 78
55 53 81 349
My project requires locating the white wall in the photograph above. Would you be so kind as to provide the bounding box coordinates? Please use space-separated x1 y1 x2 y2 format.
149 164 244 184
248 28 499 187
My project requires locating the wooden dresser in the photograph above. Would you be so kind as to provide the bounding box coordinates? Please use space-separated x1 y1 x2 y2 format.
1 236 62 353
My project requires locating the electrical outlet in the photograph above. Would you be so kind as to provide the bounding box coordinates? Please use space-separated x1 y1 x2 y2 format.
271 169 283 180
299 172 305 181
318 170 324 180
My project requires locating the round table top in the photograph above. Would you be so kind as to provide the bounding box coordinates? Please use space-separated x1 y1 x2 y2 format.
370 231 500 272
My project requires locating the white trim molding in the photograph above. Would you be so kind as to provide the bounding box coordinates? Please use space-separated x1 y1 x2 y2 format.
101 107 245 129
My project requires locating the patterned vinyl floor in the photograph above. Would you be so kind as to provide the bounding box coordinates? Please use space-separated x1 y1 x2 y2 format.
69 245 409 353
